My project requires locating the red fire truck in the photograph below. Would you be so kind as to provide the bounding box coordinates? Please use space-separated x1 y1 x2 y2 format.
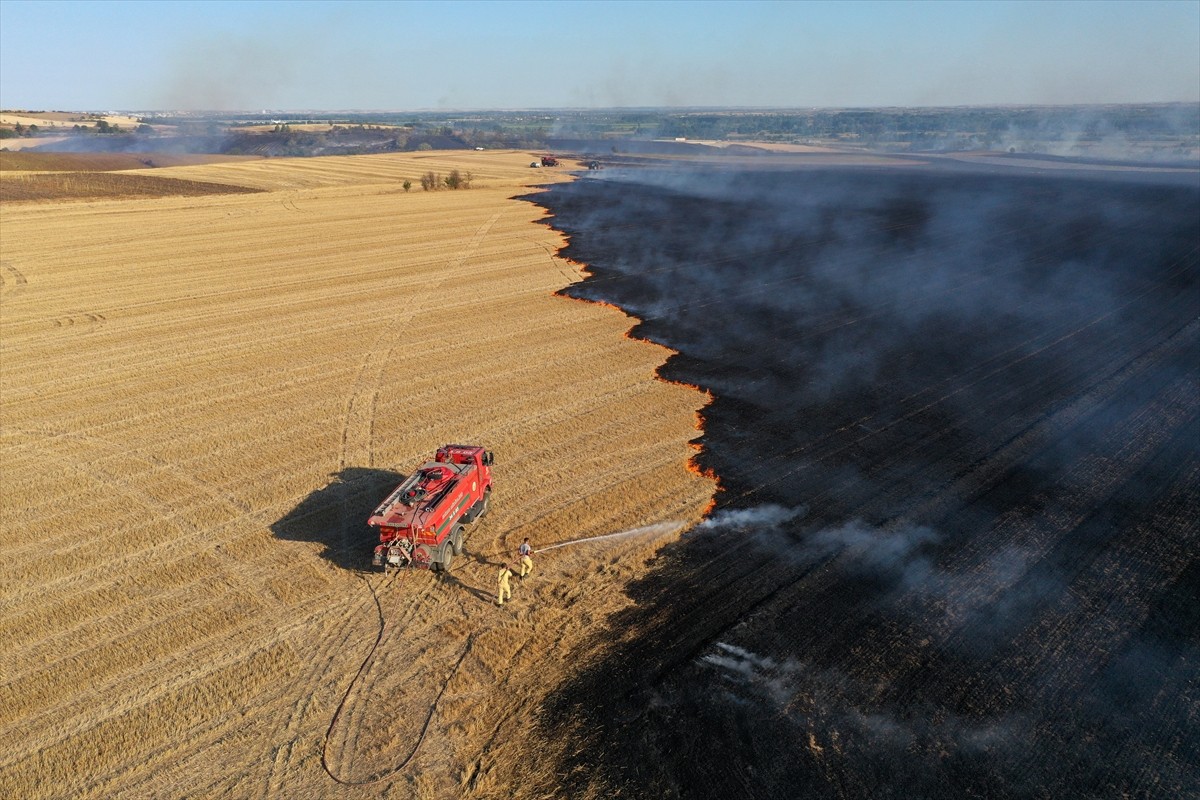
369 444 493 572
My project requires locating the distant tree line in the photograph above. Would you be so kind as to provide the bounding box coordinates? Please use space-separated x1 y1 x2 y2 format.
20 104 1189 158
0 123 39 138
0 121 145 139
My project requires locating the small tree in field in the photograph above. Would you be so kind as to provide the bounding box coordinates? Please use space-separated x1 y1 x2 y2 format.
442 169 473 190
402 179 412 192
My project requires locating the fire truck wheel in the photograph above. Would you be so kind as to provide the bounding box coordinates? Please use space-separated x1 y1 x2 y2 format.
439 542 454 572
451 524 465 555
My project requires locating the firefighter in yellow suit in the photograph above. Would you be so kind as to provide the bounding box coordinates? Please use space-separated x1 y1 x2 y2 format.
518 537 534 578
497 563 514 605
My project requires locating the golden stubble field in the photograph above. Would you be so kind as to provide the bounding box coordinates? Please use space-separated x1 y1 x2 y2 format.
0 150 714 799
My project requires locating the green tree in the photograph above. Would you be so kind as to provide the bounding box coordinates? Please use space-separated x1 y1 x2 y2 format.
402 179 412 192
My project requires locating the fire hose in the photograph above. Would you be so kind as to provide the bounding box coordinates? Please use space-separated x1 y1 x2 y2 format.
321 520 684 785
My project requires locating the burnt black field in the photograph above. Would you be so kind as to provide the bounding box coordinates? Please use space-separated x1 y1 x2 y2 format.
523 164 1200 799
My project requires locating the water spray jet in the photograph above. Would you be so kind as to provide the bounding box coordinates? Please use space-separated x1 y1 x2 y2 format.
535 521 685 553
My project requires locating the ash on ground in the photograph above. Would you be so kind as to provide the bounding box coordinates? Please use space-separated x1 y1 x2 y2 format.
525 164 1199 799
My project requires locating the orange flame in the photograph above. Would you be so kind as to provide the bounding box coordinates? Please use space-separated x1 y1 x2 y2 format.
686 442 720 516
661 375 714 399
552 245 721 519
563 256 593 279
686 455 720 481
575 297 627 314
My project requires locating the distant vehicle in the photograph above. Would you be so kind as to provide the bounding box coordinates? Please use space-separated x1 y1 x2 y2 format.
541 156 559 167
529 161 541 168
369 444 494 572
475 146 485 151
587 160 600 170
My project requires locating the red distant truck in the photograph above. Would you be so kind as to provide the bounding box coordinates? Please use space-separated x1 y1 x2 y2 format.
369 444 494 572
540 155 559 167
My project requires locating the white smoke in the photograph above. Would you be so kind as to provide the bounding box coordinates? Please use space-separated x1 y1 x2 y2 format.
697 507 942 591
806 520 942 588
697 504 805 531
700 642 797 706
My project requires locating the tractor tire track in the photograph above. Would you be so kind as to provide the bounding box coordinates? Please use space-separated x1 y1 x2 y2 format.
339 210 503 471
262 576 390 800
271 216 500 798
1 589 328 778
48 310 106 333
0 428 260 607
58 603 341 800
323 620 478 786
0 260 29 300
325 569 449 782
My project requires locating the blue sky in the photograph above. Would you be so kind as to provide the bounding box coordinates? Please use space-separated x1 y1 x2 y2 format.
1 0 1197 110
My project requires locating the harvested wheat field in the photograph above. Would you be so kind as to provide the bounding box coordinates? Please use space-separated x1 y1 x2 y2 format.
0 150 715 799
